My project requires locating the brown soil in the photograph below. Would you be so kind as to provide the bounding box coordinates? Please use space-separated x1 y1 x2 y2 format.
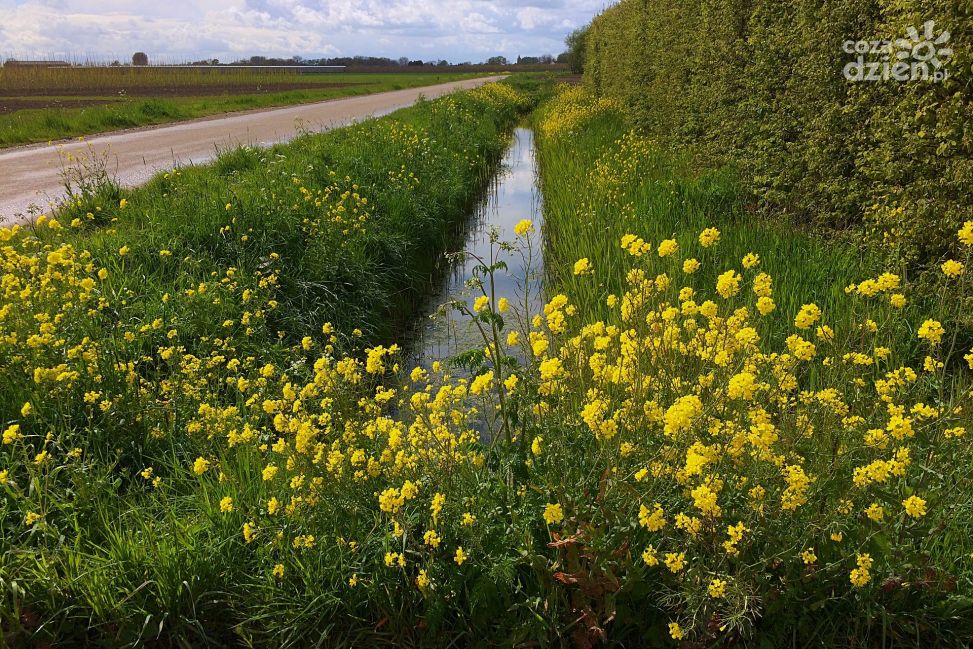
0 98 116 115
0 82 363 99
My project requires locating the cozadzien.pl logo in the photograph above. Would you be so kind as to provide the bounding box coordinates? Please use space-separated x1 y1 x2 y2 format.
843 20 952 82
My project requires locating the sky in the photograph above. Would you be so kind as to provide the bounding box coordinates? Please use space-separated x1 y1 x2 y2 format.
0 0 604 63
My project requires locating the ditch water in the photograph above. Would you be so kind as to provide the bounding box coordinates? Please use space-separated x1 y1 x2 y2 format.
403 127 544 369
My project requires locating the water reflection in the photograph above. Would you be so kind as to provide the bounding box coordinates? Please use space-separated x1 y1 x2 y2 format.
404 127 543 369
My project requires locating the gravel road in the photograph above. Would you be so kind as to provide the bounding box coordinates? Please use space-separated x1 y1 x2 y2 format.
0 75 505 224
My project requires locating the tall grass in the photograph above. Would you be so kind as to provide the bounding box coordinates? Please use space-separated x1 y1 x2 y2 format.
528 86 973 645
533 88 929 355
0 82 534 645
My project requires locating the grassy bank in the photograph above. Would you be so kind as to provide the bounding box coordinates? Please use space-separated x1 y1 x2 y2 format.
530 86 973 645
0 81 532 645
0 72 487 147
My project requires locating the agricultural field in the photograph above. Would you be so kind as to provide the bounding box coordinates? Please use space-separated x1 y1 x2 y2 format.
0 66 486 147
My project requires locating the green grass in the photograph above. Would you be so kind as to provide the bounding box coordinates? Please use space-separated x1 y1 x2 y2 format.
0 72 489 147
4 79 971 648
530 90 973 646
0 83 536 645
532 100 934 358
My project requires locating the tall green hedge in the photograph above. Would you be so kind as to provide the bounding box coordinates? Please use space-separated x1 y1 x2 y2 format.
585 0 972 269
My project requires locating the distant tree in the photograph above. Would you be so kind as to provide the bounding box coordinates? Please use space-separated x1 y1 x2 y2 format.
110 59 122 67
556 52 570 64
565 26 588 73
408 60 424 66
132 52 149 66
485 55 508 66
397 56 409 66
539 54 554 64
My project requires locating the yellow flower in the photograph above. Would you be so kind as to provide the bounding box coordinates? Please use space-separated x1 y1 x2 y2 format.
513 219 534 235
641 545 659 566
454 546 468 565
119 198 129 209
348 574 359 587
573 257 594 275
118 245 130 257
423 529 442 548
430 492 446 522
498 297 510 313
756 296 776 315
699 227 721 247
219 497 234 513
727 371 758 400
708 578 727 598
958 220 973 246
193 457 211 475
794 303 822 329
20 402 32 417
416 569 431 589
657 239 678 257
941 259 964 278
801 548 817 565
902 495 927 518
469 370 494 395
850 553 873 587
889 293 906 308
716 270 741 299
3 424 22 445
273 563 285 578
682 258 701 274
741 252 760 268
917 319 944 345
473 295 490 313
664 552 686 573
668 622 683 640
243 522 257 543
865 503 884 522
531 435 543 455
25 511 42 526
543 502 564 525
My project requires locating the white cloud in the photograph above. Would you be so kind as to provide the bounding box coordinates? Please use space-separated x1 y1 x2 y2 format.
0 0 603 62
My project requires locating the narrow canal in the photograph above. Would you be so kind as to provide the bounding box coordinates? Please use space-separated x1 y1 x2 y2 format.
405 127 544 368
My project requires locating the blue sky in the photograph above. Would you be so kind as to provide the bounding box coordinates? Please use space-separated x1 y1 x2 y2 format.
0 0 604 63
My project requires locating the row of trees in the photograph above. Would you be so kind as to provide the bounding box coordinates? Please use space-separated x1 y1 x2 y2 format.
177 54 567 67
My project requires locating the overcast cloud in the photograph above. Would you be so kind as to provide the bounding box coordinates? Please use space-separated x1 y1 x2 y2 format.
0 0 603 63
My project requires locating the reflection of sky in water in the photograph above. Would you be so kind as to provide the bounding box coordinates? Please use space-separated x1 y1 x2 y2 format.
403 127 543 370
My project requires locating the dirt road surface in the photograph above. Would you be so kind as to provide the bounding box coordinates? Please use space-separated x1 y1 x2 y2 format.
0 75 505 225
